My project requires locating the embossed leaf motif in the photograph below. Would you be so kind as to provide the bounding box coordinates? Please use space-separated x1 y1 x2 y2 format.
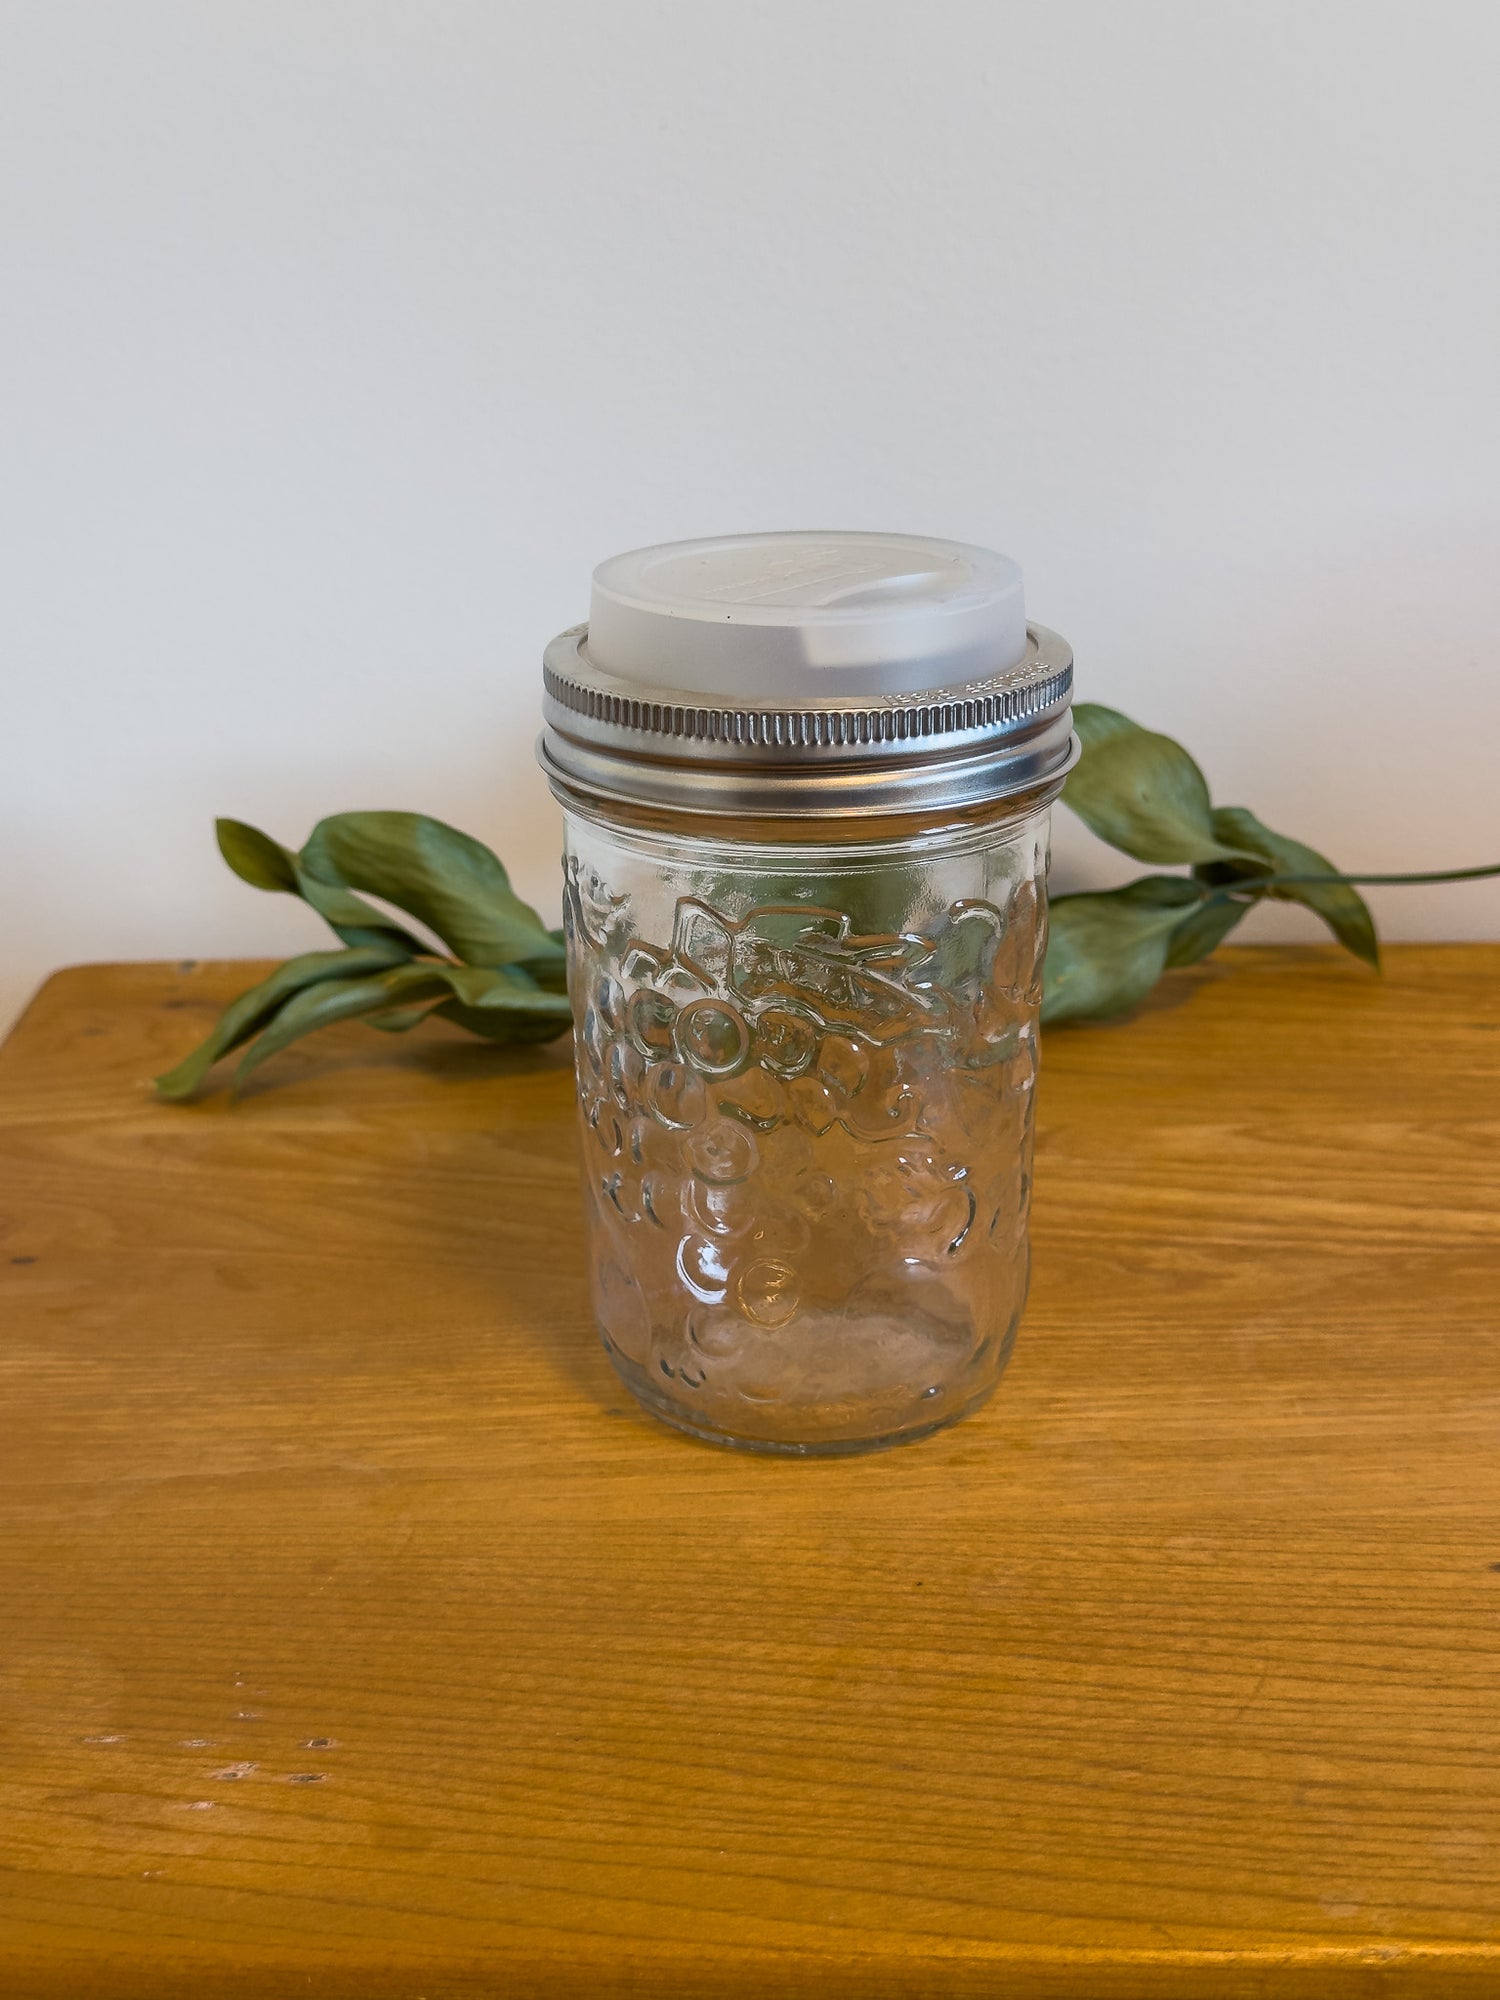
911 903 1004 994
637 900 948 1046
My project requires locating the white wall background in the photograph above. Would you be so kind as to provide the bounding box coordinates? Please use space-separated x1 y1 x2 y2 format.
4 0 1498 1033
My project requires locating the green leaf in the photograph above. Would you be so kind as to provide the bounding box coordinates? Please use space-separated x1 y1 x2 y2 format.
300 813 566 973
1041 876 1207 1025
214 817 428 954
290 868 430 954
154 944 411 1099
364 1003 444 1034
216 818 299 893
1065 706 1249 866
1197 806 1380 969
423 963 574 1046
231 962 456 1093
435 961 575 1017
527 956 570 996
434 999 574 1045
1164 891 1254 969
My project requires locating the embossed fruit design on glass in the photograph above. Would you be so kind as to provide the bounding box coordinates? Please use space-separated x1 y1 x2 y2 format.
539 533 1076 1453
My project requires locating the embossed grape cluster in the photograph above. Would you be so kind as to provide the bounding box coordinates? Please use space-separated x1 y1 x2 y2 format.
564 858 1042 1424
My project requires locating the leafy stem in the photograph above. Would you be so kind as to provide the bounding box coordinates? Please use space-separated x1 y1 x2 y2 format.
1041 704 1498 1025
154 813 572 1099
1202 861 1500 899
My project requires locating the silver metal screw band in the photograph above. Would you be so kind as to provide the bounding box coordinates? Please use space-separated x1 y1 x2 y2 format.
540 623 1077 819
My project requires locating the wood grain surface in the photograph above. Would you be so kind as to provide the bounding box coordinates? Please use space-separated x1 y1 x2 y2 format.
2 948 1499 1998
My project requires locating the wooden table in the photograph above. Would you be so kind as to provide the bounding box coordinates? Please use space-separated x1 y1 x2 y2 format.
2 948 1499 1998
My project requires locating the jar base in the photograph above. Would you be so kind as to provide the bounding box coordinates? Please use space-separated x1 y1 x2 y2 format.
601 1335 1014 1457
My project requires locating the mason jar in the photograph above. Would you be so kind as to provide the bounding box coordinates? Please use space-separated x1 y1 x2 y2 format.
538 532 1075 1454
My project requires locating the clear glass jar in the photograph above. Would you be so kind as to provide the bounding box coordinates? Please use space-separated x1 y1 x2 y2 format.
539 531 1075 1454
559 793 1051 1454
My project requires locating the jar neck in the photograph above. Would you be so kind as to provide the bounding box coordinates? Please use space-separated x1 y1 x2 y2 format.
549 775 1060 859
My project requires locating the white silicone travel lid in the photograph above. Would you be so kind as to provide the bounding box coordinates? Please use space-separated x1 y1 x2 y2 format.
585 530 1027 699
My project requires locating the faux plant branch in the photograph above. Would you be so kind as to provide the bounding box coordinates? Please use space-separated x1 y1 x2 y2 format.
1045 709 1494 1022
154 814 573 1100
157 705 1499 1098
